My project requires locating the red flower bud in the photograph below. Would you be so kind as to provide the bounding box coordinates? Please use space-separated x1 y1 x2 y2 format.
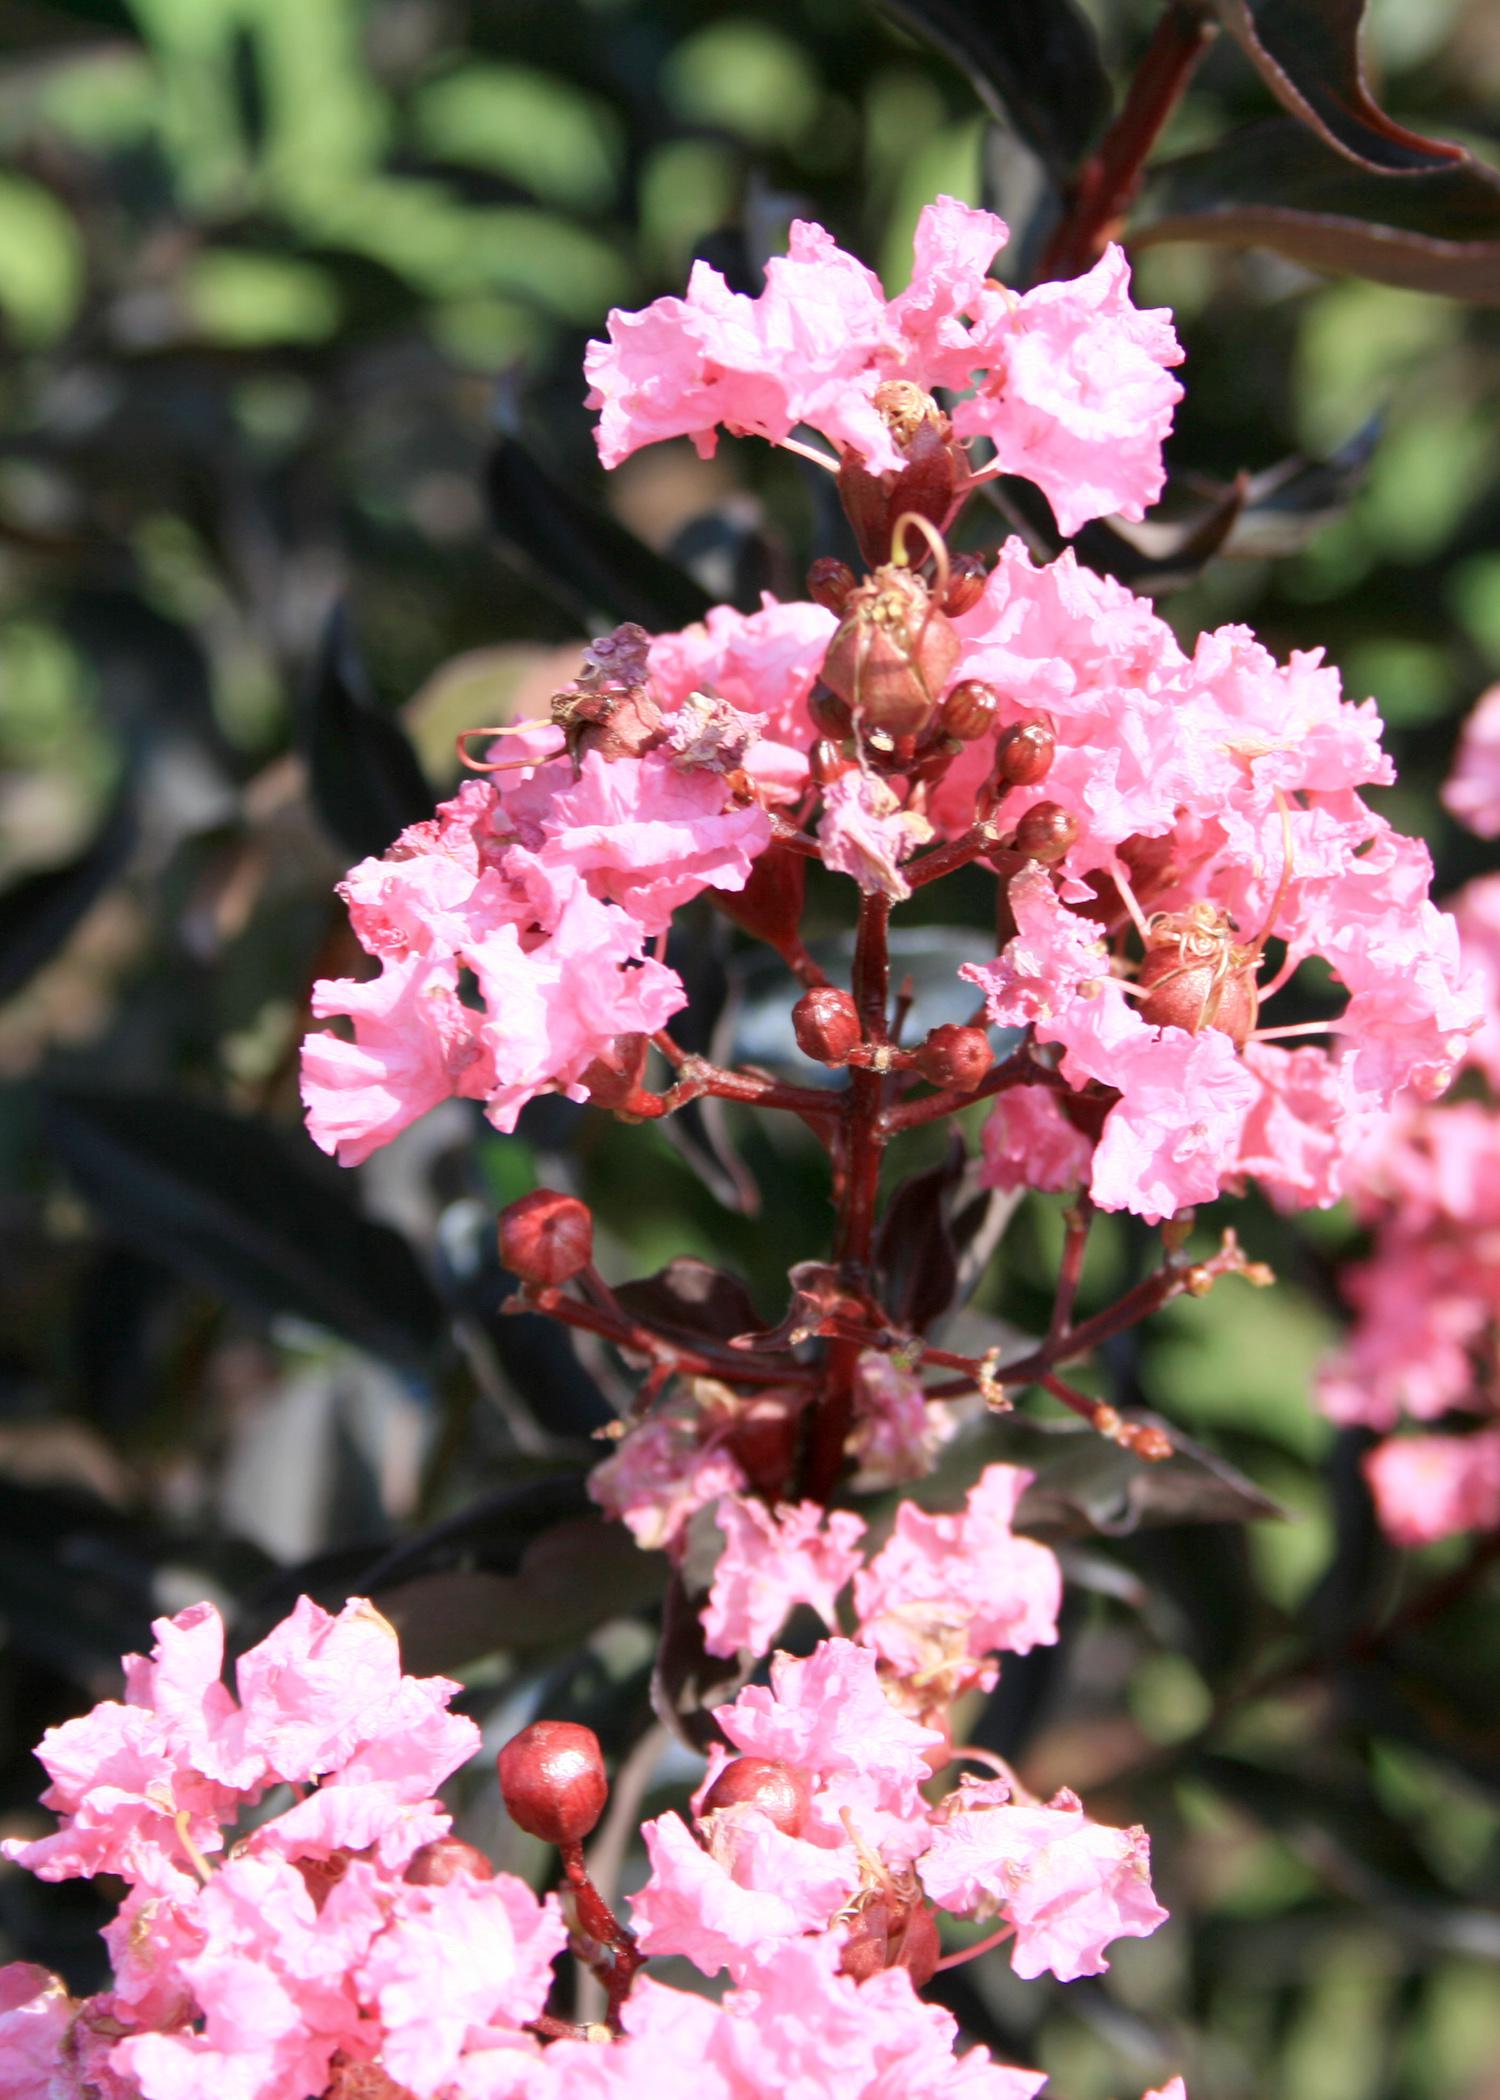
792 986 861 1066
915 1023 991 1092
498 1720 608 1846
994 718 1056 787
808 684 854 738
498 1191 593 1287
941 551 988 617
809 737 856 789
807 557 857 615
820 566 960 739
405 1839 495 1886
1012 801 1078 865
578 1034 649 1111
699 1756 812 1838
940 679 1000 743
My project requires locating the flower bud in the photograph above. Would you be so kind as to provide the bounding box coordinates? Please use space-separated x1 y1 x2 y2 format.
699 1757 812 1838
808 684 854 738
1012 801 1078 865
838 1896 942 1987
809 737 856 789
498 1720 608 1846
807 557 857 615
578 1034 649 1111
940 679 1000 743
994 718 1055 787
405 1839 494 1886
915 1024 991 1092
836 383 963 567
792 986 861 1065
821 566 960 738
941 551 988 617
498 1190 593 1287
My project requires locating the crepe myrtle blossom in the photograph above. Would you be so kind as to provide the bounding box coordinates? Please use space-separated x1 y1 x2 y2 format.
0 1607 1183 2100
1443 681 1500 838
585 194 1183 537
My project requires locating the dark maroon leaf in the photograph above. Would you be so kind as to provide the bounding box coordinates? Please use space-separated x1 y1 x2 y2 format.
615 1258 767 1350
1132 120 1500 300
299 603 432 863
873 0 1112 182
0 776 135 1003
875 1136 964 1333
1209 0 1469 173
730 1261 885 1353
651 1570 747 1753
1008 1419 1284 1537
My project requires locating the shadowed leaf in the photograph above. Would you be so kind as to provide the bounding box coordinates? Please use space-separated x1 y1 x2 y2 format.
1209 0 1469 173
0 777 135 1002
299 604 433 863
44 1088 445 1366
1133 121 1500 301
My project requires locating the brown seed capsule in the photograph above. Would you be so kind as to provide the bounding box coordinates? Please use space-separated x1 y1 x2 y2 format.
807 556 858 615
940 679 1000 742
699 1757 812 1839
941 550 988 617
792 986 862 1066
405 1839 495 1886
498 1190 593 1286
837 1896 943 1987
994 717 1056 787
1012 801 1078 865
497 1720 608 1846
820 565 960 738
1135 903 1259 1049
915 1023 992 1092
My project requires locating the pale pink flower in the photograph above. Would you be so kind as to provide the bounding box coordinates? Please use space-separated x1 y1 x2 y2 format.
847 1351 958 1489
700 1497 866 1658
716 1639 944 1847
919 1780 1167 1982
1364 1430 1500 1547
1144 2082 1188 2100
648 596 837 753
1234 1044 1378 1211
961 863 1109 1027
817 770 934 900
853 1465 1061 1697
629 1810 854 1981
1451 875 1500 1090
1443 683 1500 837
956 245 1183 535
980 1086 1093 1196
587 1409 748 1555
358 1874 566 2096
0 1965 77 2100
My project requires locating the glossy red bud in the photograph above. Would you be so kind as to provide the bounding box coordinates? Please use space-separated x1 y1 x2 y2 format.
699 1756 812 1838
792 987 862 1066
994 718 1056 787
497 1720 608 1846
807 557 858 615
915 1024 992 1092
1012 801 1078 865
940 679 1000 742
498 1190 593 1286
405 1839 495 1886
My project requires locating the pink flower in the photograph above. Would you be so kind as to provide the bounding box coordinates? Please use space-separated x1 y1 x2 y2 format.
716 1640 944 1840
629 1810 854 1980
1443 682 1500 837
700 1498 866 1659
358 1875 566 2096
1233 1044 1377 1211
588 1406 749 1555
847 1352 958 1490
817 771 933 900
0 1966 77 2100
648 596 836 754
955 245 1184 535
961 863 1109 1027
919 1780 1168 1982
853 1466 1061 1697
1363 1430 1500 1547
980 1086 1093 1195
587 198 1180 535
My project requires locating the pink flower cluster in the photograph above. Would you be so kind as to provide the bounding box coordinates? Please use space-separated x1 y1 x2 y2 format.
585 195 1184 536
1317 787 1500 1547
1 1604 1182 2100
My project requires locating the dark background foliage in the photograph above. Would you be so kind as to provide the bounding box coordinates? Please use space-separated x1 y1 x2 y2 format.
2 3 1499 2094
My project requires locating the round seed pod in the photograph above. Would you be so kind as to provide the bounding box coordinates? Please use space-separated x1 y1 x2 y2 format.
497 1721 608 1846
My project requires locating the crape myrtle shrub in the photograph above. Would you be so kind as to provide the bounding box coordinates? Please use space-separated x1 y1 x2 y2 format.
3 3 1500 2098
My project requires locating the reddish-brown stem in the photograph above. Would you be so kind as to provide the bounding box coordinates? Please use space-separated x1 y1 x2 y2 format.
934 1921 1016 1973
879 1050 1069 1135
905 825 996 889
1038 0 1217 281
637 1042 838 1122
1047 1200 1093 1349
560 1839 643 2026
525 1286 820 1389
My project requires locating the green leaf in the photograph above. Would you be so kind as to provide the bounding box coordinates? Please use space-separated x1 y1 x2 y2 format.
871 0 1112 182
1132 121 1500 301
44 1087 445 1366
1209 0 1470 174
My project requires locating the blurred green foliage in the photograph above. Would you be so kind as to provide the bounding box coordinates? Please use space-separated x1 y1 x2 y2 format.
2 3 1500 2097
